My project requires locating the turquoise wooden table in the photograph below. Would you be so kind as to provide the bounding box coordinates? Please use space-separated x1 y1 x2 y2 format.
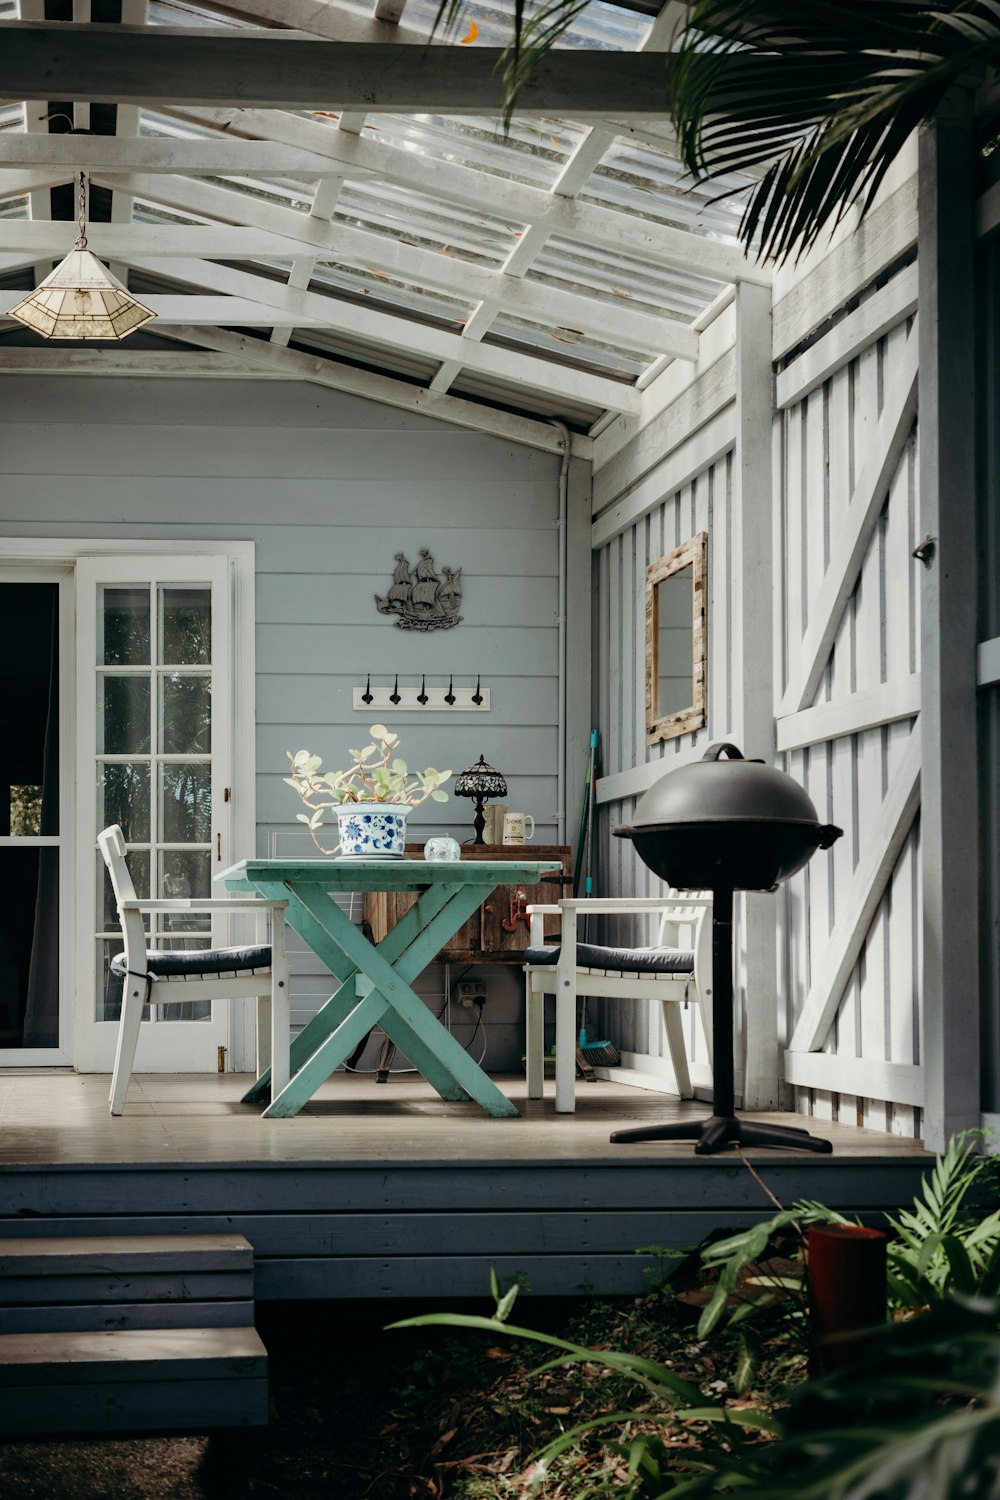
218 856 561 1119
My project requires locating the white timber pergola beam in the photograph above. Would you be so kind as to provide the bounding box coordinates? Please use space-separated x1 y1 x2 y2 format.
109 255 642 412
0 218 699 362
108 120 767 286
0 291 335 325
0 327 590 457
0 24 679 116
0 135 375 177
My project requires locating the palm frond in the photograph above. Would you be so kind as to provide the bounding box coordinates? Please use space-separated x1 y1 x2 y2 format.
674 0 1000 262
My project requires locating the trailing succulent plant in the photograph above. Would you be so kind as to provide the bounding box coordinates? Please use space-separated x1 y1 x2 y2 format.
285 724 452 847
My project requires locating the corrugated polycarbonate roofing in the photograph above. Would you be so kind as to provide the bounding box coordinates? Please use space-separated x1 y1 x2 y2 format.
2 0 760 429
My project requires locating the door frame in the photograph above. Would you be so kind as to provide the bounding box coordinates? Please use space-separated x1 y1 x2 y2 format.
0 539 256 1071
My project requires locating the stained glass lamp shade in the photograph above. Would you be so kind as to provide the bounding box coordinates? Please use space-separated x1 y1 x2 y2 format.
8 173 155 341
454 756 507 845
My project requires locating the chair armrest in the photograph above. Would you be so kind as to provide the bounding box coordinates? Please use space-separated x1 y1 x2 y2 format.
553 897 713 915
525 903 561 946
120 898 288 913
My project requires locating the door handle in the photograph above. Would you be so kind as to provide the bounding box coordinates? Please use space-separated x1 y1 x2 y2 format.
217 832 221 862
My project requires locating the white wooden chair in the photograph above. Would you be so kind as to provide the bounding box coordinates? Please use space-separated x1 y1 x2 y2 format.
98 825 289 1116
524 893 713 1113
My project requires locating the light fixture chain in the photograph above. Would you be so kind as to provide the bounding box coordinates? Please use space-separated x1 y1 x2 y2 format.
76 171 88 250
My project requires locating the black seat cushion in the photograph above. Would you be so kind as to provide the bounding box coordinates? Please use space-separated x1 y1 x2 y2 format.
110 944 272 979
523 943 694 975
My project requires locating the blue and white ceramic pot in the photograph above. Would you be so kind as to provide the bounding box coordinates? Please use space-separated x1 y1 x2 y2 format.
335 802 410 858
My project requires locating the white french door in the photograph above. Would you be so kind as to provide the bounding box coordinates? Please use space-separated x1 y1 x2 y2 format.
74 554 237 1073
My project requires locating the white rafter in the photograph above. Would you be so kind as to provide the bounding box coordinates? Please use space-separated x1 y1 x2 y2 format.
0 0 767 434
140 111 767 286
84 174 701 365
107 256 641 412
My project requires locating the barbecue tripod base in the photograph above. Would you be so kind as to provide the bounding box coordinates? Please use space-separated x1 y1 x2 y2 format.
609 1114 834 1156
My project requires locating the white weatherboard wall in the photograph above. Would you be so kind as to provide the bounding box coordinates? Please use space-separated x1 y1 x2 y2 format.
590 318 739 1098
590 163 926 1135
0 376 562 1068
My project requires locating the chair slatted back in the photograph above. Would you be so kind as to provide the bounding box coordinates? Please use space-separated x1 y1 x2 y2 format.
97 824 148 974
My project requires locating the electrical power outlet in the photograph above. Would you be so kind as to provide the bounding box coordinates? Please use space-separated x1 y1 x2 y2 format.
457 980 487 1007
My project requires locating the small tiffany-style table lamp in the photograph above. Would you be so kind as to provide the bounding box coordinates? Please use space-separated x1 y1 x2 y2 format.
454 755 507 845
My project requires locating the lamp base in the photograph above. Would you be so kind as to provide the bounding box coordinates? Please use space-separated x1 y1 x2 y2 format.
610 1114 833 1156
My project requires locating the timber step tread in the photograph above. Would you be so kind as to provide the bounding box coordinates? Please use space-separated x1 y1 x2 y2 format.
0 1327 269 1435
0 1325 267 1382
0 1233 254 1273
0 1233 257 1334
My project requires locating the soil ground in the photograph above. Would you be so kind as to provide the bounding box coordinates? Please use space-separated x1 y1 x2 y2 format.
0 1297 604 1500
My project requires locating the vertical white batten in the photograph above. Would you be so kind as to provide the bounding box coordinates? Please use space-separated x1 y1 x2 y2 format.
550 419 571 843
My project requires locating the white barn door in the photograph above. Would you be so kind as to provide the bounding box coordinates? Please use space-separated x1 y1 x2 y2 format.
775 297 922 1134
74 554 237 1074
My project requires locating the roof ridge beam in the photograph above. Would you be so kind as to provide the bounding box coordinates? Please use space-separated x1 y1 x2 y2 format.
0 25 691 118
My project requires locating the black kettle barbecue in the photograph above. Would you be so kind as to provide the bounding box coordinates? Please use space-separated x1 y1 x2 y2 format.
610 743 842 1155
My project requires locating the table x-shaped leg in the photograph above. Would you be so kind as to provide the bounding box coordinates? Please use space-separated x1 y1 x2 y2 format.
261 880 519 1118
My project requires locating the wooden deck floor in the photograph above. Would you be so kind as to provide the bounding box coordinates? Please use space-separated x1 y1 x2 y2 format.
0 1070 930 1165
0 1072 932 1300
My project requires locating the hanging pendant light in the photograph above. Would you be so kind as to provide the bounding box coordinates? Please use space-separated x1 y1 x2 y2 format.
9 173 155 341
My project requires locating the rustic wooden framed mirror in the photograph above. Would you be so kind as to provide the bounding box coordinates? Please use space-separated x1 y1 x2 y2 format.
645 531 707 744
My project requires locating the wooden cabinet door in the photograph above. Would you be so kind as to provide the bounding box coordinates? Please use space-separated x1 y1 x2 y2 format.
361 846 570 962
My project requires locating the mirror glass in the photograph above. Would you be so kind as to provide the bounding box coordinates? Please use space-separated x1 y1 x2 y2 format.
656 565 694 718
646 532 707 743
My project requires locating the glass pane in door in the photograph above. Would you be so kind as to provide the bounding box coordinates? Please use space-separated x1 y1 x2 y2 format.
95 582 213 1024
0 583 60 1049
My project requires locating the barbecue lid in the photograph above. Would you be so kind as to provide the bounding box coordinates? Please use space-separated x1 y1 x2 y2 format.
624 742 826 829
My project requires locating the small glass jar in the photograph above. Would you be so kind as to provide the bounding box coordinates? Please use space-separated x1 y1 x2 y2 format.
424 834 462 862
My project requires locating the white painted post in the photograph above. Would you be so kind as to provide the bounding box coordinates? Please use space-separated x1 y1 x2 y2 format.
734 279 782 1108
918 95 981 1150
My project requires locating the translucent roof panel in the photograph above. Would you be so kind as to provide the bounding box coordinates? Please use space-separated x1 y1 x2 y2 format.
334 180 524 266
529 235 727 323
580 141 754 242
485 313 649 379
310 263 476 328
357 113 591 191
412 0 652 50
149 1 260 27
0 102 24 132
0 195 28 221
292 326 441 383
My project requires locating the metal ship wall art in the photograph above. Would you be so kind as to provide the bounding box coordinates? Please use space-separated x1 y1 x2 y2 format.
375 548 463 632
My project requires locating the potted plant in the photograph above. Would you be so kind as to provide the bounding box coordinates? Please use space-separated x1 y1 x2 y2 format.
285 724 452 858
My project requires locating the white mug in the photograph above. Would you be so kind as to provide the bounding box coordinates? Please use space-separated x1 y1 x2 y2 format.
502 812 535 845
483 803 507 845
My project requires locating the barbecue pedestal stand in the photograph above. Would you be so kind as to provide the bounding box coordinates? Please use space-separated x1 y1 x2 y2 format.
610 886 832 1155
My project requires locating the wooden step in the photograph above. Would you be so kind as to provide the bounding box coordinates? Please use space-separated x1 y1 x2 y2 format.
0 1325 269 1435
0 1233 255 1334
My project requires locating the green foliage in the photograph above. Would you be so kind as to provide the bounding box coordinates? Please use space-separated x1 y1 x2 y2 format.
390 1135 1000 1498
696 1203 848 1343
672 1 1000 264
284 724 452 850
434 0 1000 263
885 1129 1000 1307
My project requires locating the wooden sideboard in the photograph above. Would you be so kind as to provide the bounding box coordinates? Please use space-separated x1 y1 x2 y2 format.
361 844 571 964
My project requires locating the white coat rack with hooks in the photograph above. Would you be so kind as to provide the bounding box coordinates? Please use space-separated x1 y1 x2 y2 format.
352 675 490 712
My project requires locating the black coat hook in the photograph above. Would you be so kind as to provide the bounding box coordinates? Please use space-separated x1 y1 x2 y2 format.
362 674 373 705
390 674 401 705
444 675 456 705
472 674 483 706
417 674 428 705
